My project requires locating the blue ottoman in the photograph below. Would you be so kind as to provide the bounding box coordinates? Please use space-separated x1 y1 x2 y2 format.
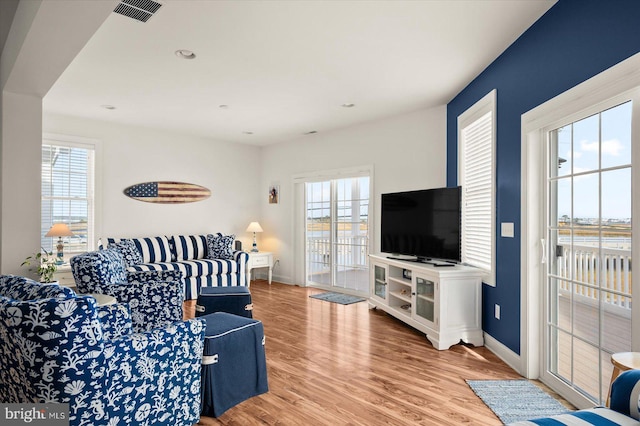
196 286 254 318
199 312 268 417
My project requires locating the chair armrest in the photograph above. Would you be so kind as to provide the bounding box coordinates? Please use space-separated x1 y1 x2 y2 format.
97 303 133 340
101 319 205 425
610 369 640 419
103 280 184 333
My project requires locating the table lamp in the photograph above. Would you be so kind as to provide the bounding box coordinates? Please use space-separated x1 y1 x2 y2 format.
45 223 74 264
246 222 263 252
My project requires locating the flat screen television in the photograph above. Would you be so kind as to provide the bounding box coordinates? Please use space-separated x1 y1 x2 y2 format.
381 186 461 264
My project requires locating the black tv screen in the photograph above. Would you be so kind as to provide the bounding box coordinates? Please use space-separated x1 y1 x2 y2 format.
381 186 461 262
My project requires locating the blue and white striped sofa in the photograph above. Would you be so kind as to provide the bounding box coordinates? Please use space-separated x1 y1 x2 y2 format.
102 234 248 300
510 369 640 425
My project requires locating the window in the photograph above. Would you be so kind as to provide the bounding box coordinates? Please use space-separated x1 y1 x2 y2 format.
458 90 496 285
41 137 96 260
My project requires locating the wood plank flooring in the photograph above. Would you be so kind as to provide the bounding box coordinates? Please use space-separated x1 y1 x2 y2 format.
185 281 524 425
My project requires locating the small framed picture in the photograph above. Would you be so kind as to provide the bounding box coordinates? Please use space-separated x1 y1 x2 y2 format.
269 185 279 204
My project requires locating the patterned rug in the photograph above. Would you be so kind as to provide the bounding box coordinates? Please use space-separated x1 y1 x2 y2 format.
309 292 366 305
466 379 572 424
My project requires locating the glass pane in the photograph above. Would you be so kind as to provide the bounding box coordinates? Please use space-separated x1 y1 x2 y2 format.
552 177 572 226
573 172 599 224
601 102 632 169
601 168 631 222
572 284 598 345
549 229 571 279
601 291 631 354
573 339 600 402
553 124 572 177
573 114 599 173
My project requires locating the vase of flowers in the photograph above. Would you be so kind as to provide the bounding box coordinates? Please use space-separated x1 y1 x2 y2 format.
22 248 58 283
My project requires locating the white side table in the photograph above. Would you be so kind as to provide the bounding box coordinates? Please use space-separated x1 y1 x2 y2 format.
53 264 76 290
246 252 273 285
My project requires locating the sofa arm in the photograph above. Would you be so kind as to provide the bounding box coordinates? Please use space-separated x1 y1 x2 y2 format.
105 280 184 333
96 303 133 340
610 369 640 419
233 251 249 286
100 319 205 426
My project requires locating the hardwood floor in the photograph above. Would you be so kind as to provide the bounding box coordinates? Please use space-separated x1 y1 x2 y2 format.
185 281 523 425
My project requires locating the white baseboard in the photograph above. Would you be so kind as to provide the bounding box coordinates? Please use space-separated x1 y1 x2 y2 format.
484 332 523 376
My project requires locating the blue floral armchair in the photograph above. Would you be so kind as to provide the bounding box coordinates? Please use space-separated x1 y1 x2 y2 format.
0 275 205 426
70 249 184 332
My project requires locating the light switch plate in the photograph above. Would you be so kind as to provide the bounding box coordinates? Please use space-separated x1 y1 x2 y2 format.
501 222 514 238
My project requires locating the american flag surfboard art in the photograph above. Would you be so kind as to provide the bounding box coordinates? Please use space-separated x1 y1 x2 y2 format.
123 181 211 204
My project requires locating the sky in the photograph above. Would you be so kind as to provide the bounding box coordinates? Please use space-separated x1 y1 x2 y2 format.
554 101 632 222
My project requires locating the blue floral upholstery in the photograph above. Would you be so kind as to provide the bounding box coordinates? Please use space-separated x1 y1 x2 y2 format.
206 233 235 260
70 250 184 332
107 238 143 267
0 274 206 426
100 234 249 300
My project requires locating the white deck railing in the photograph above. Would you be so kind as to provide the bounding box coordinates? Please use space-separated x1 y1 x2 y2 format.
307 236 369 271
555 244 632 309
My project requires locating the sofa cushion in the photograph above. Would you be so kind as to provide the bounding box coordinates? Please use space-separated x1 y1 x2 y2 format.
207 233 235 260
108 236 172 263
128 259 238 278
508 407 640 425
172 234 208 261
0 275 75 301
108 239 143 267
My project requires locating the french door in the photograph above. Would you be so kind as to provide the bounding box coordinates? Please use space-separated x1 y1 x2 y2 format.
305 176 370 294
544 99 635 404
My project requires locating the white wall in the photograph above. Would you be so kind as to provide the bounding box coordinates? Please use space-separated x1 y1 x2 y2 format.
43 113 262 249
259 106 447 284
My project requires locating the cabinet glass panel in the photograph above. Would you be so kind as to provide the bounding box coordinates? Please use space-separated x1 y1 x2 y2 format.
374 265 386 299
416 277 434 323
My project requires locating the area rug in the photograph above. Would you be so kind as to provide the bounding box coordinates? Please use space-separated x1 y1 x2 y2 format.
309 292 366 305
466 379 572 424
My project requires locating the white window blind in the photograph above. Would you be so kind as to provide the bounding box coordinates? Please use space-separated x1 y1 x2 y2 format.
41 141 95 260
458 90 495 285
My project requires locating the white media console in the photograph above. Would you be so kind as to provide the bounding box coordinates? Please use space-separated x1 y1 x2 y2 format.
369 254 484 350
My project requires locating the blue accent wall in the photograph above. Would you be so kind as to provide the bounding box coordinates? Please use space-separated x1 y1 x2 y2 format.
446 0 640 354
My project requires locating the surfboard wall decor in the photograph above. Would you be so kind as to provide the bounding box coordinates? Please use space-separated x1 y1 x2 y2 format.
124 181 211 204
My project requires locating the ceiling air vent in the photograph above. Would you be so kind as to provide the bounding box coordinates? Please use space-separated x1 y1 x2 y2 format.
113 0 162 23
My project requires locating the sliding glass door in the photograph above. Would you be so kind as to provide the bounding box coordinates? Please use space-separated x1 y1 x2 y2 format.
305 176 370 294
544 100 634 404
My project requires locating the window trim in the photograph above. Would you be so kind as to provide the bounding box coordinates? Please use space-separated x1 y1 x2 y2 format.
457 89 496 286
42 133 102 254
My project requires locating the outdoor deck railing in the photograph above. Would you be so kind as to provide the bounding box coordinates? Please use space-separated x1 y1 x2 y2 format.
555 244 632 309
307 236 369 271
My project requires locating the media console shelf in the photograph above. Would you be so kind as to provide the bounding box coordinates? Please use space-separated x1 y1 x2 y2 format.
369 254 484 350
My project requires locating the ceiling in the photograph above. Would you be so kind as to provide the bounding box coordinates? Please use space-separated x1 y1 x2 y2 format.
43 0 555 146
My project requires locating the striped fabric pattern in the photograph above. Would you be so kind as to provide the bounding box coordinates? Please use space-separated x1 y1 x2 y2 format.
172 234 208 261
107 236 172 263
509 407 640 425
128 259 238 278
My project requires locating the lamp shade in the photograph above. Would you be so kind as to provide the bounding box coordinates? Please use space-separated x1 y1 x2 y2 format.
45 223 74 237
246 222 263 233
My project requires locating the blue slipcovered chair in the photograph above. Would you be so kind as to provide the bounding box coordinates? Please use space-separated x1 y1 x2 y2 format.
70 249 184 332
0 275 205 426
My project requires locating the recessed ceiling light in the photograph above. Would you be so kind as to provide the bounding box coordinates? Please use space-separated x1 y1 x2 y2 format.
304 130 318 135
101 105 116 110
219 105 229 109
243 131 254 135
341 103 356 108
175 49 196 59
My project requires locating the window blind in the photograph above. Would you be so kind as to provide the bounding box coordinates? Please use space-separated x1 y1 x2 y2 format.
41 142 95 258
460 111 493 272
